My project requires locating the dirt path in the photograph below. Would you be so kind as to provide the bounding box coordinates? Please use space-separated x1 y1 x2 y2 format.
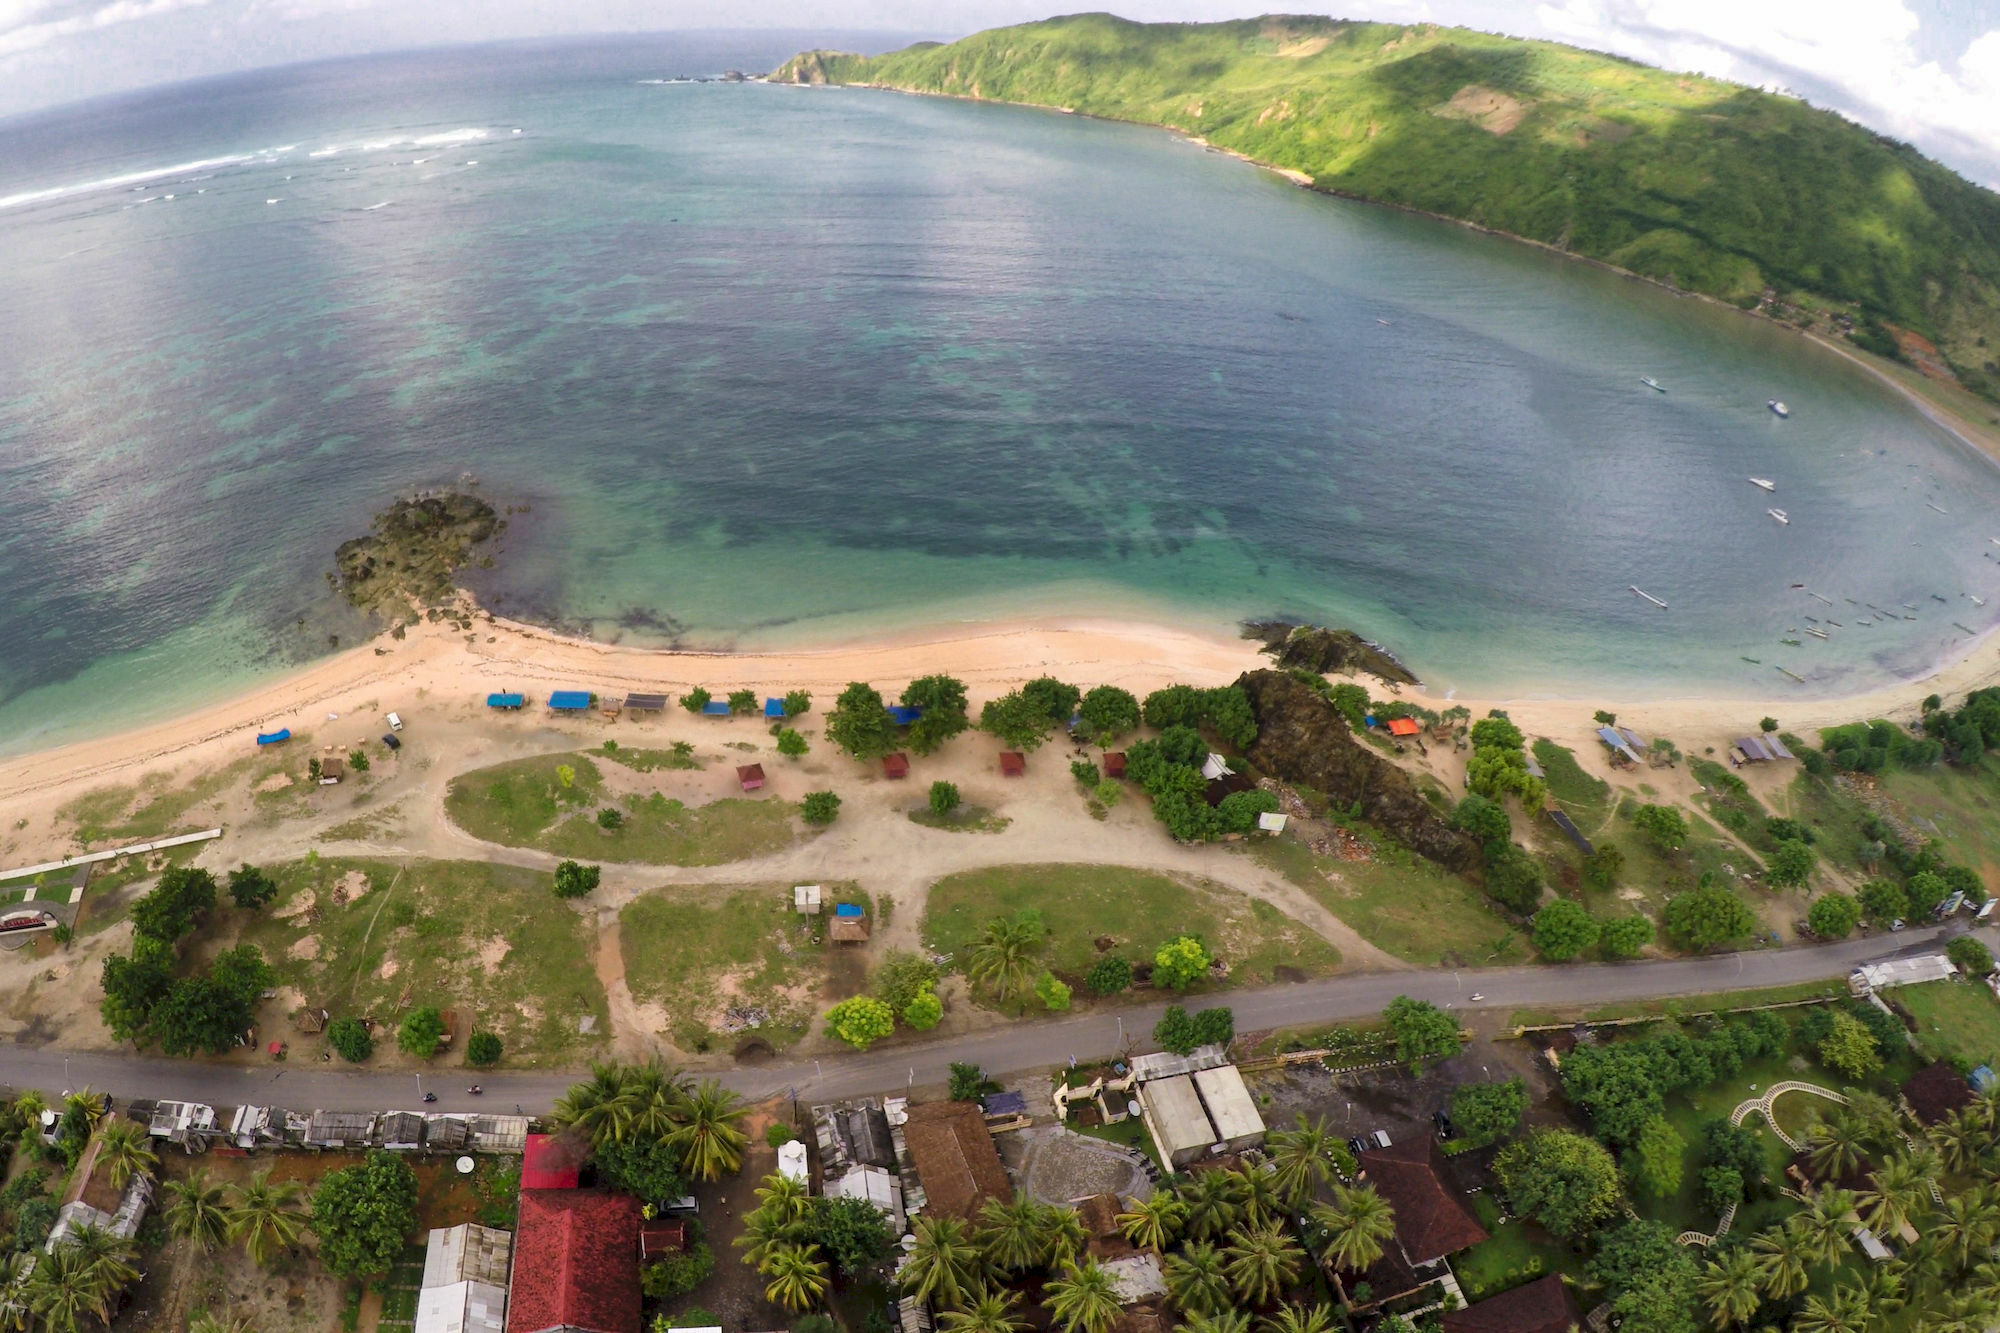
593 912 656 1061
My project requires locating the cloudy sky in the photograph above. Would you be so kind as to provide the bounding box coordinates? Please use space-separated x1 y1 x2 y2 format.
2 0 1996 186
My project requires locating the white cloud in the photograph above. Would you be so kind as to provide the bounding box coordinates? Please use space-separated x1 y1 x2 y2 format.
0 0 213 58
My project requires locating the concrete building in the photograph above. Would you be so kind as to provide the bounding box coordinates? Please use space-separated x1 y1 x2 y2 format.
417 1223 512 1333
828 1164 906 1234
1137 1075 1217 1167
1191 1065 1266 1154
1852 955 1956 994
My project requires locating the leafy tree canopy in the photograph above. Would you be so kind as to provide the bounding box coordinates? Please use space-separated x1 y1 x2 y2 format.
312 1151 419 1281
1494 1127 1624 1239
1383 996 1460 1073
827 682 898 759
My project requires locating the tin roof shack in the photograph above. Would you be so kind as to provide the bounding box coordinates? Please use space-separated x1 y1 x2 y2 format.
813 1098 897 1175
48 1142 153 1251
380 1111 427 1151
1191 1066 1266 1155
1137 1075 1217 1168
468 1115 531 1154
1732 734 1795 764
418 1223 512 1333
828 1165 906 1234
1852 955 1957 995
145 1100 219 1150
901 1100 1011 1222
507 1190 641 1333
306 1111 378 1150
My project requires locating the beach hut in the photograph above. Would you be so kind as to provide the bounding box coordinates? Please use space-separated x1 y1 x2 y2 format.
624 693 667 714
736 764 766 792
830 903 870 942
701 700 731 717
999 751 1026 777
887 705 923 726
1595 725 1643 767
883 753 910 779
1103 752 1127 778
1732 734 1795 764
548 691 591 713
764 698 788 720
486 693 524 711
320 755 347 782
256 728 291 747
1387 717 1421 739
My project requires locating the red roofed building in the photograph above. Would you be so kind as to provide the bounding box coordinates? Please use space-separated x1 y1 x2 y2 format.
520 1134 581 1191
1387 717 1421 738
507 1190 641 1333
999 752 1026 777
1358 1137 1489 1266
1442 1275 1579 1333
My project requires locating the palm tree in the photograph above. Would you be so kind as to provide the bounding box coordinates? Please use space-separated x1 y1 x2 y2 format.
735 1206 805 1272
965 914 1044 1000
1238 1166 1284 1228
0 1252 32 1333
1751 1223 1812 1299
1697 1247 1764 1330
1117 1193 1185 1252
1045 1260 1122 1333
1225 1224 1304 1306
25 1244 95 1333
1791 1188 1859 1267
1260 1303 1337 1333
1806 1114 1872 1182
668 1079 747 1181
901 1215 987 1313
228 1169 308 1267
1180 1169 1245 1243
1182 1312 1252 1333
753 1171 811 1225
62 1089 105 1135
939 1289 1028 1333
187 1315 257 1333
979 1195 1050 1273
1310 1184 1395 1274
1266 1115 1343 1211
620 1058 689 1142
68 1224 139 1300
162 1168 231 1251
93 1121 156 1191
1165 1241 1234 1319
551 1061 633 1147
1043 1205 1088 1268
1795 1288 1869 1333
1862 1155 1933 1237
1928 1186 2000 1272
9 1091 45 1124
1854 1265 1906 1322
762 1242 829 1312
1930 1109 1989 1176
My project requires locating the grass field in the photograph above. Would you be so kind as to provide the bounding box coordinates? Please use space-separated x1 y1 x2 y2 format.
443 753 802 865
922 863 1342 999
1509 981 1845 1028
597 743 702 773
1879 756 2000 882
908 805 1012 834
237 857 609 1064
1900 979 2000 1070
1249 834 1526 967
1456 1209 1569 1303
57 756 273 845
619 885 854 1052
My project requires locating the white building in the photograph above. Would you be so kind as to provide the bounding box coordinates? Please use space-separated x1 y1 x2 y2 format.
415 1223 511 1333
1191 1064 1267 1154
1851 955 1956 994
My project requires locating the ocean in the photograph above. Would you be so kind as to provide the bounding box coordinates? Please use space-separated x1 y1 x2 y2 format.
2 34 1996 755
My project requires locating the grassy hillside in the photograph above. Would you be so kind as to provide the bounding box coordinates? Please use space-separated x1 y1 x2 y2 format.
775 14 2000 404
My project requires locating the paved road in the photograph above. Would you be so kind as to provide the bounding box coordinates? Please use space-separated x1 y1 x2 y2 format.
0 923 1973 1116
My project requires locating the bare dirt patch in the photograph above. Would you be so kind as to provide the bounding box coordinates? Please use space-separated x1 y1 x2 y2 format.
287 935 321 961
254 772 294 795
476 935 510 968
330 870 369 905
274 890 316 920
377 958 400 980
1435 84 1531 134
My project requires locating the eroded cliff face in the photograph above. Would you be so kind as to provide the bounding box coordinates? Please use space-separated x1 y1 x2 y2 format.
1244 622 1418 686
1236 668 1480 872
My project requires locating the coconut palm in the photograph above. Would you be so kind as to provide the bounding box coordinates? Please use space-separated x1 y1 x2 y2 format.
1179 1169 1245 1243
1310 1184 1395 1274
229 1168 308 1267
1862 1155 1933 1237
1224 1224 1304 1306
162 1168 232 1251
187 1315 257 1333
1929 1185 2000 1272
94 1121 156 1191
9 1091 45 1125
1164 1241 1234 1319
979 1195 1050 1273
1751 1222 1813 1299
938 1289 1028 1333
1266 1115 1344 1210
1182 1315 1252 1333
1854 1265 1906 1321
965 915 1043 1000
1237 1166 1283 1227
668 1079 748 1182
620 1058 689 1142
762 1242 829 1312
1045 1260 1122 1333
752 1171 811 1225
735 1206 805 1272
1806 1114 1873 1182
1794 1287 1870 1333
68 1223 139 1303
1116 1192 1185 1252
550 1061 633 1147
900 1215 987 1313
1044 1205 1088 1267
1845 1090 1905 1144
1697 1247 1764 1330
62 1089 105 1135
25 1244 96 1333
1260 1303 1337 1333
1791 1188 1860 1267
0 1252 32 1333
1925 1290 2000 1333
1930 1109 1989 1176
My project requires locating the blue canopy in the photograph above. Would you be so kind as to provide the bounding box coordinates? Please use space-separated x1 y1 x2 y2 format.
548 691 591 711
764 697 787 718
255 728 291 746
487 693 524 709
701 700 731 716
834 903 864 918
887 705 923 725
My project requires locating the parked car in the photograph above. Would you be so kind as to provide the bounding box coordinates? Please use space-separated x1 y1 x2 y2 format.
1347 1136 1369 1159
381 734 402 751
386 712 404 731
1433 1111 1455 1140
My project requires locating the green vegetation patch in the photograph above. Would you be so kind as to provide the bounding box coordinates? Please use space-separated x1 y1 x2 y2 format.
237 857 610 1062
1531 739 1610 818
1250 834 1525 967
1879 754 2000 882
56 757 263 846
1900 979 2000 1070
1455 1213 1570 1302
907 805 1012 834
922 863 1340 993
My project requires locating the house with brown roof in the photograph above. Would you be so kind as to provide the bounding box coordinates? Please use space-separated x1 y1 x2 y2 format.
506 1190 641 1333
1358 1137 1489 1267
902 1100 1011 1221
1443 1275 1579 1333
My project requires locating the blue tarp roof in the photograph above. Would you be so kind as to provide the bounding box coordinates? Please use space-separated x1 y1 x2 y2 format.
887 705 923 725
764 698 786 717
548 691 591 711
487 693 524 709
701 700 731 716
833 903 864 918
255 729 290 746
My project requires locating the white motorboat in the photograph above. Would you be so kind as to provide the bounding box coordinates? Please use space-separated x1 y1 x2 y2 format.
1768 508 1790 525
1768 400 1790 418
1640 377 1666 392
1748 477 1775 491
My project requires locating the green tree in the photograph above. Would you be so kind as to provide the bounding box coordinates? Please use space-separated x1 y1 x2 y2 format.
1036 971 1072 1012
1633 803 1690 851
874 951 940 1013
1450 794 1512 850
1085 956 1131 995
825 997 895 1050
728 689 758 715
597 1135 690 1205
1807 893 1861 939
1222 1225 1302 1306
762 1243 830 1312
1153 935 1212 990
643 1242 715 1298
966 911 1044 1000
1590 1219 1702 1333
1116 1193 1186 1252
1309 1184 1395 1272
1949 936 1996 976
1493 1127 1624 1240
311 1151 419 1281
1625 1115 1687 1199
1906 870 1951 916
826 682 898 759
939 1291 1028 1333
948 1062 987 1101
1697 1246 1764 1331
552 860 600 898
1817 1011 1883 1080
1600 914 1653 958
1046 1259 1122 1333
131 865 218 943
327 1018 372 1062
800 791 841 825
1154 1005 1200 1056
466 1031 503 1066
150 946 275 1057
978 1194 1050 1273
1664 878 1756 951
1859 878 1909 924
783 689 813 717
1383 995 1461 1072
1078 685 1141 741
227 864 278 910
929 780 960 814
98 938 176 1043
899 1214 987 1312
980 691 1054 750
230 1168 308 1266
1583 844 1626 891
669 1079 748 1181
679 687 711 713
162 1168 232 1251
904 988 944 1030
1449 1079 1528 1148
776 728 809 758
95 1121 156 1190
397 1006 445 1059
1164 1241 1233 1318
1020 676 1082 728
902 675 972 754
1483 846 1546 914
1766 839 1816 889
1533 899 1600 960
1177 1171 1245 1243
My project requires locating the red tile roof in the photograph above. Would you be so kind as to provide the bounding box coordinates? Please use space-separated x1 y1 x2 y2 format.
1359 1137 1489 1265
507 1189 641 1333
1442 1275 1579 1333
999 752 1026 776
736 763 766 791
520 1134 581 1190
1103 752 1126 777
884 753 910 778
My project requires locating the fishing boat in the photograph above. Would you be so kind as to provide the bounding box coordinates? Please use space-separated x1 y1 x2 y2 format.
1630 586 1668 609
1641 377 1666 392
1741 656 1762 664
1768 400 1790 418
1928 502 1950 515
1781 638 1803 647
1806 628 1829 639
1749 477 1776 492
1972 596 1988 607
1809 591 1833 604
1957 623 1978 635
1780 667 1806 683
1768 508 1789 525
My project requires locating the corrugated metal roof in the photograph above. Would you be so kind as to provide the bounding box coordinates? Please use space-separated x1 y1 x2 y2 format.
1140 1075 1215 1160
1192 1065 1266 1146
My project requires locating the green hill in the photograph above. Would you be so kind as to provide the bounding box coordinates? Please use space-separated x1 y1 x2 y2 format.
775 13 2000 404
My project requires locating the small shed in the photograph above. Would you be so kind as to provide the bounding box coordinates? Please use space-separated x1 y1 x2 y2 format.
830 904 870 942
486 693 524 710
1386 717 1421 738
999 751 1026 777
1103 752 1127 778
883 753 910 779
764 697 788 719
548 691 591 712
1733 734 1795 764
736 764 766 792
701 700 731 717
888 706 924 726
320 755 347 781
624 693 667 714
793 885 823 915
1596 725 1644 766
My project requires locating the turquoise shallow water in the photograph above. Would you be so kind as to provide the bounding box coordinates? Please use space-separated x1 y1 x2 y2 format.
2 36 1998 756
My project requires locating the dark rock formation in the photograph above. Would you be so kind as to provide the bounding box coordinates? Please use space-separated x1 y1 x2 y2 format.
1243 622 1418 686
333 492 502 616
1236 668 1480 872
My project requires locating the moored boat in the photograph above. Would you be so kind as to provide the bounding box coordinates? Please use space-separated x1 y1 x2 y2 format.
1768 400 1789 417
1749 477 1775 491
1768 508 1789 525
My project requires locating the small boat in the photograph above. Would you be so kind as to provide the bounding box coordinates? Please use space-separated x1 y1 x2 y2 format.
1630 586 1669 609
1780 638 1803 647
1806 628 1829 640
1768 508 1789 525
1972 596 1988 607
1928 502 1950 515
1957 622 1977 635
1779 667 1806 683
1933 594 1950 604
1809 591 1833 604
1749 477 1776 491
1768 400 1790 418
1741 656 1762 664
1641 377 1666 392
1790 582 1805 589
1826 620 1843 627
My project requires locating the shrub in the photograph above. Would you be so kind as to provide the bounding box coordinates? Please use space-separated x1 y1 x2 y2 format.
641 1241 714 1299
1948 936 1996 976
328 1018 373 1062
801 791 842 824
1190 1006 1234 1047
1532 900 1600 961
766 1122 798 1148
783 690 813 717
903 989 944 1030
1765 839 1815 889
1154 1005 1200 1055
948 1062 987 1101
1663 877 1756 951
1070 759 1099 785
597 807 624 830
348 749 370 773
1632 803 1689 851
727 689 757 715
1036 971 1072 1011
679 687 711 714
1582 845 1625 891
1085 956 1132 996
227 863 278 910
466 1031 502 1067
777 728 808 758
928 780 960 814
552 860 600 899
398 1007 445 1059
1806 893 1860 940
825 996 895 1049
1599 914 1653 959
1077 685 1141 741
1152 935 1212 990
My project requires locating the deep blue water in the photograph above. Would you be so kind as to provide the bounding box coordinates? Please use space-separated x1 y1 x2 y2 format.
2 35 1997 754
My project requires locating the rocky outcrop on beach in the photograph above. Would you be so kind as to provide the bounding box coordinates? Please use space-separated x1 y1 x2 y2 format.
1243 622 1418 686
333 492 502 617
1235 668 1479 872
